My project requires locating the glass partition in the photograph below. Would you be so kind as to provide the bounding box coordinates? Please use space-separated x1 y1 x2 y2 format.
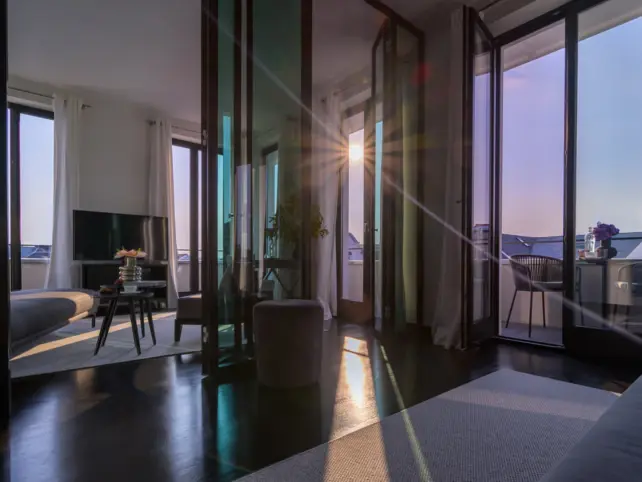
575 1 642 336
253 0 302 301
217 0 237 354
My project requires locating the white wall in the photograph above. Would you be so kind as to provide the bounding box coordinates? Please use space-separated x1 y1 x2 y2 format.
78 95 150 215
9 75 199 217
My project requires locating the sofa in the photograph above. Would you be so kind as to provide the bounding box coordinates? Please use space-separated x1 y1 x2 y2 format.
541 374 642 481
10 289 99 354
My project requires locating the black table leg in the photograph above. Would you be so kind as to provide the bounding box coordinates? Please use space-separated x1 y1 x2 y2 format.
146 299 156 345
128 299 142 355
101 299 118 347
139 299 145 338
95 298 116 355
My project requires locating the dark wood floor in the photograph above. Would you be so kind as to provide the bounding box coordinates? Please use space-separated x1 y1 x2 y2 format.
2 321 640 482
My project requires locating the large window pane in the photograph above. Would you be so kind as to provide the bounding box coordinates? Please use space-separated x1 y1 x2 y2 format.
499 21 565 345
20 113 54 289
576 2 642 333
172 144 191 292
472 26 492 325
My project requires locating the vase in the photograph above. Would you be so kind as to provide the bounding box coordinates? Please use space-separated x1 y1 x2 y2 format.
119 256 142 282
596 239 617 260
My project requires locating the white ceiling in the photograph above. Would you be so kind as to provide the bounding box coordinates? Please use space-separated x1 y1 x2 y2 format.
8 0 457 124
9 0 202 122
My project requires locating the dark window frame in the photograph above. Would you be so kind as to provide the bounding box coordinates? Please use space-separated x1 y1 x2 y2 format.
172 139 203 294
7 102 54 291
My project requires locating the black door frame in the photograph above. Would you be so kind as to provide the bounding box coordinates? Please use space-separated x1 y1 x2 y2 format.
6 103 54 292
200 0 313 375
172 139 204 295
472 0 639 357
1 0 10 429
461 7 499 349
365 4 425 331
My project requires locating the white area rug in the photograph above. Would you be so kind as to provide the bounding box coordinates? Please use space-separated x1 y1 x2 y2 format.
10 312 202 377
238 370 617 482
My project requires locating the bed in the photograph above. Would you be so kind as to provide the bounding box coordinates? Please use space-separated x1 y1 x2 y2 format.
10 289 99 355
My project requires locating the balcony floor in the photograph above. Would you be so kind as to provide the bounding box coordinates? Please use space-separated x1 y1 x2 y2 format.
501 322 563 346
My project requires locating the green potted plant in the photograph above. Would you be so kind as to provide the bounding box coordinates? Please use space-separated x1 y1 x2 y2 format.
267 193 329 259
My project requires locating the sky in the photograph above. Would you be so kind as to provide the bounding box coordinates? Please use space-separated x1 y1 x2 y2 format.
481 14 642 237
13 12 642 247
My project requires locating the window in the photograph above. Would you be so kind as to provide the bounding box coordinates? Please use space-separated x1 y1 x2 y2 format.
171 140 202 294
7 104 54 290
264 146 279 227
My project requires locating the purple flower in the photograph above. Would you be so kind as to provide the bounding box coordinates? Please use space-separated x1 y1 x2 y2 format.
593 222 620 241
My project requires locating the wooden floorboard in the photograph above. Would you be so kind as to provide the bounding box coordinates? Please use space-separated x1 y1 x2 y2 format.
3 321 640 482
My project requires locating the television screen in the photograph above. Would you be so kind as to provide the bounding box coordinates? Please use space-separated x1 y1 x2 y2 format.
73 210 168 261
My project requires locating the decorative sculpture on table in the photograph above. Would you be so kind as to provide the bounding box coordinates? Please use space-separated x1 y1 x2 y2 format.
593 222 619 259
115 248 147 283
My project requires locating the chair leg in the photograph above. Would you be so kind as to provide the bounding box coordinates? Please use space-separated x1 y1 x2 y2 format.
541 292 546 328
505 289 517 328
174 320 183 343
91 314 96 328
128 299 142 355
139 299 145 338
528 290 534 338
147 299 156 345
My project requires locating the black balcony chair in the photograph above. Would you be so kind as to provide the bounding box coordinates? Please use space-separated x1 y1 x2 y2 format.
506 254 564 338
613 263 642 329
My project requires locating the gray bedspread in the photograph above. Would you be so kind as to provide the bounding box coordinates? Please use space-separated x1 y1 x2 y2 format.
10 289 98 353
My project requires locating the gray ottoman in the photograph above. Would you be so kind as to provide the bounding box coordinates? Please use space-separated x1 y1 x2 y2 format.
254 299 324 388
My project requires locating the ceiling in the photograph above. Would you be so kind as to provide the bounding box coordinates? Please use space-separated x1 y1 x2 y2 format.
8 0 459 125
9 0 202 122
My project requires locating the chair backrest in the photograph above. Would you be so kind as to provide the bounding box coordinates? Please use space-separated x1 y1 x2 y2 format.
617 263 642 284
509 254 563 291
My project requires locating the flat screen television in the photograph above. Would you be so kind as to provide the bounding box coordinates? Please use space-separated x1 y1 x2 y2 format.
73 210 168 261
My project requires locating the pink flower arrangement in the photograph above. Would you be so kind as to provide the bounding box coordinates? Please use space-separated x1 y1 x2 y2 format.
114 248 147 259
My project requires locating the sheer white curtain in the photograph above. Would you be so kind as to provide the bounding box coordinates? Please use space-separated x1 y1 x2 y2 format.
431 7 465 349
312 94 342 321
46 95 83 289
148 120 178 309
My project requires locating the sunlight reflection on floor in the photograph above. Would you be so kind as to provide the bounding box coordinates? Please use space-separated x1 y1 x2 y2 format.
324 337 390 480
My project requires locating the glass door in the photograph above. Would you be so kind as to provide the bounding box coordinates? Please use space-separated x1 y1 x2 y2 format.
338 108 372 323
366 17 422 333
566 0 642 360
463 8 498 347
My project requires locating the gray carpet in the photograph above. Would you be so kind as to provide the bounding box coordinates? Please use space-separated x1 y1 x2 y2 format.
238 370 617 482
10 311 202 378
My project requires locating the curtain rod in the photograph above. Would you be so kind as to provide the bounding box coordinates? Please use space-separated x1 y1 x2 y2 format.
9 86 91 109
147 120 201 136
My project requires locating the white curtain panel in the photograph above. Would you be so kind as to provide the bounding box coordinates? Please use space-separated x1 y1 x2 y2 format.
148 120 179 309
46 95 83 289
431 7 465 349
312 94 342 321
